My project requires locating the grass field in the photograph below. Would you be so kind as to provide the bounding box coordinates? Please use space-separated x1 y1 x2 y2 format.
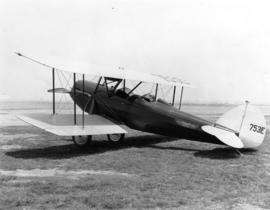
0 102 270 209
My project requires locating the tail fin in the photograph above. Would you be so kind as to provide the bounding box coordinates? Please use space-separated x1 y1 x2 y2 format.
216 102 266 148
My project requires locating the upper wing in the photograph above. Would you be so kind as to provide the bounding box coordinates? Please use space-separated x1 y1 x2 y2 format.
15 52 192 87
17 114 127 136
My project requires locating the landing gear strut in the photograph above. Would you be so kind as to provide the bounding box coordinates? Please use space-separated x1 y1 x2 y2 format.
72 135 92 147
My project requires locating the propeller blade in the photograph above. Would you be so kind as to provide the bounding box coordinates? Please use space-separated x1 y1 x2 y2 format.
47 88 70 94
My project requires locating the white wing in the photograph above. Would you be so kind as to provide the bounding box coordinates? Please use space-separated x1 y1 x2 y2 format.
16 52 192 87
17 114 127 136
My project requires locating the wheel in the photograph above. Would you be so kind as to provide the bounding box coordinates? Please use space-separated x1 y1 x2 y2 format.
107 133 125 143
72 135 92 147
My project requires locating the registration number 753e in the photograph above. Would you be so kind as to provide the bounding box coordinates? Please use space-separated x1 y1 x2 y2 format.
249 123 265 134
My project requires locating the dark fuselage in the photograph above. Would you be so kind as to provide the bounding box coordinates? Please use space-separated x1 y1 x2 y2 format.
71 80 221 145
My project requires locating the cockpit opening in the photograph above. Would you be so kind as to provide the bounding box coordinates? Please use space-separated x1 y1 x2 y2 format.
115 87 132 99
115 85 170 105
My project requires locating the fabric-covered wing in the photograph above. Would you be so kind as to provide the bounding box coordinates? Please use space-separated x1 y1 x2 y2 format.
17 114 127 136
15 53 191 87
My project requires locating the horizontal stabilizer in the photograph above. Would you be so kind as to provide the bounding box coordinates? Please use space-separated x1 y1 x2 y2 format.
17 114 127 136
47 88 70 93
202 125 243 148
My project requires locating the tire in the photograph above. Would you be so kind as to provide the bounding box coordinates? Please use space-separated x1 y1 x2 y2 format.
107 133 125 143
72 135 92 147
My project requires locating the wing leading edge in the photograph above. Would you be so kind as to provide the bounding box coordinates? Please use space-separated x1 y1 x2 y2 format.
17 114 127 136
15 52 192 87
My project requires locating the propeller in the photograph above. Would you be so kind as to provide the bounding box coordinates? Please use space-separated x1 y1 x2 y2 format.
47 88 71 94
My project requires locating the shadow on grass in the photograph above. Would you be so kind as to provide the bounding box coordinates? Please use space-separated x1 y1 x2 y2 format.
194 147 257 160
6 134 256 160
6 135 178 159
147 144 202 152
148 144 258 159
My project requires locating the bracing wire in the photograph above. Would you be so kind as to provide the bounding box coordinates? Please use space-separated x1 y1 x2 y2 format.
149 84 155 95
60 70 72 89
55 70 65 112
59 72 74 113
55 70 73 113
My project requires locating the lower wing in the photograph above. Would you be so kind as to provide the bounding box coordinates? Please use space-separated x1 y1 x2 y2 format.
17 113 127 136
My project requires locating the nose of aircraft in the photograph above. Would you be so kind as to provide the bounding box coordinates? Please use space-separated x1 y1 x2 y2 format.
74 80 97 95
70 80 98 112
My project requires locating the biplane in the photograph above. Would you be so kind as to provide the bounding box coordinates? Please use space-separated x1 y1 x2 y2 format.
15 52 266 149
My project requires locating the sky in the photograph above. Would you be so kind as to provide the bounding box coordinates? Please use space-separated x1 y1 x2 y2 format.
1 0 270 104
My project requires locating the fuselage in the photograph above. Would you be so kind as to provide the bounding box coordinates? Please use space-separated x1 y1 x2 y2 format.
70 80 221 145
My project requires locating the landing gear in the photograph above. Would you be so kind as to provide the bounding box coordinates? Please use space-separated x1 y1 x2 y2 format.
107 133 125 143
72 135 92 147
